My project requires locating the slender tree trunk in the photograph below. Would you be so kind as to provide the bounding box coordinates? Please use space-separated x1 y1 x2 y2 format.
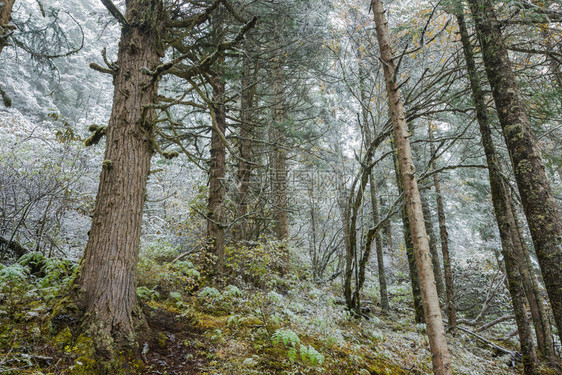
207 74 227 273
371 1 452 373
428 125 457 334
371 176 390 313
468 0 562 344
360 77 389 313
382 195 394 251
392 137 424 323
456 11 539 371
421 191 445 303
0 0 15 56
74 0 163 354
402 198 425 324
271 64 288 241
235 47 255 242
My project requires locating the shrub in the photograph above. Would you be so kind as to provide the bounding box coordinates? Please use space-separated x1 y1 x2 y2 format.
224 239 289 288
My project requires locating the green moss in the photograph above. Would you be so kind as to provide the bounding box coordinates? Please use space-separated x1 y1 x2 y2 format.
157 331 167 348
55 326 73 350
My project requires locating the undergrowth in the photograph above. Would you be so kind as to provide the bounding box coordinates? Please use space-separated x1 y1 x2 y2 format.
0 240 545 374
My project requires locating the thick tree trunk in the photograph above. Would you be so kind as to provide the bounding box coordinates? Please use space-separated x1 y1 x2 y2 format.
0 0 15 106
234 49 255 242
207 74 227 273
428 126 457 334
456 11 540 371
0 0 15 56
420 192 445 303
75 0 163 354
371 1 452 373
510 197 555 362
468 0 562 345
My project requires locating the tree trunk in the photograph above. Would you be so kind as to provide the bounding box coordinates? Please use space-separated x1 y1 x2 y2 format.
456 11 539 371
382 195 394 252
360 73 389 313
74 0 163 354
0 0 15 106
371 1 452 373
0 0 15 56
510 195 555 363
392 137 424 323
421 191 445 303
402 198 425 324
271 64 288 241
207 74 227 273
468 0 562 345
235 45 255 242
370 176 390 313
428 125 457 335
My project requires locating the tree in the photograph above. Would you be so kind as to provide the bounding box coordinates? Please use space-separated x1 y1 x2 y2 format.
454 8 553 367
64 0 257 355
72 0 165 354
468 0 562 345
0 0 15 56
370 0 452 373
428 124 457 334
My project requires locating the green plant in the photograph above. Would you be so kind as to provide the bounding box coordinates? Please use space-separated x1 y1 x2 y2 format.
300 344 325 365
198 286 221 299
136 286 160 301
223 284 243 298
271 329 301 348
271 329 325 366
0 263 27 281
271 329 300 363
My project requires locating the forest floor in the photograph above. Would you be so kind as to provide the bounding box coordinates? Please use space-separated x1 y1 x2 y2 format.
0 246 559 374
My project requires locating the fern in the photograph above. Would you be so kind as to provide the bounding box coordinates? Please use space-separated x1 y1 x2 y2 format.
0 264 28 283
271 329 300 348
169 291 182 301
136 286 159 301
300 344 325 365
198 286 221 299
223 284 243 298
271 329 324 367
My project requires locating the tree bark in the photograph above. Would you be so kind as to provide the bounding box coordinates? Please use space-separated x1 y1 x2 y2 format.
0 0 15 56
370 177 390 313
0 0 15 106
360 72 389 313
421 190 445 303
402 197 425 324
75 0 163 354
468 0 562 345
207 73 227 273
371 1 452 373
428 125 457 335
510 195 555 363
456 10 539 371
234 45 255 242
393 138 424 323
271 64 288 241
